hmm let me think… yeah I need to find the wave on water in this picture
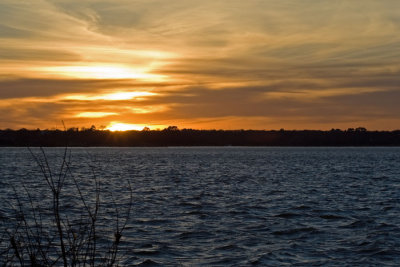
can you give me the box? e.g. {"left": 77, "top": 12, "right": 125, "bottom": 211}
{"left": 1, "top": 147, "right": 400, "bottom": 266}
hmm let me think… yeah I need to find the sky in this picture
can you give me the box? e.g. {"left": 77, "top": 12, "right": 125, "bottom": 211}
{"left": 0, "top": 0, "right": 399, "bottom": 130}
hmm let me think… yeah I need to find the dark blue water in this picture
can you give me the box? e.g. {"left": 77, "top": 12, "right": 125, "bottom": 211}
{"left": 1, "top": 147, "right": 400, "bottom": 266}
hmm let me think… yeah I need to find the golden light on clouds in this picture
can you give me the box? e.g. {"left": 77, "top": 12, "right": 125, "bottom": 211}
{"left": 130, "top": 105, "right": 168, "bottom": 114}
{"left": 1, "top": 0, "right": 400, "bottom": 130}
{"left": 74, "top": 112, "right": 117, "bottom": 118}
{"left": 62, "top": 91, "right": 157, "bottom": 101}
{"left": 38, "top": 65, "right": 167, "bottom": 81}
{"left": 101, "top": 91, "right": 157, "bottom": 101}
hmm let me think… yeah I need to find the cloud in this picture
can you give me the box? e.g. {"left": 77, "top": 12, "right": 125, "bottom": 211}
{"left": 0, "top": 24, "right": 31, "bottom": 38}
{"left": 0, "top": 48, "right": 81, "bottom": 61}
{"left": 0, "top": 0, "right": 400, "bottom": 129}
{"left": 0, "top": 78, "right": 177, "bottom": 99}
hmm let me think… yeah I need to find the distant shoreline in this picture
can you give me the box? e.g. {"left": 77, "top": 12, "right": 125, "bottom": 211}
{"left": 1, "top": 128, "right": 400, "bottom": 147}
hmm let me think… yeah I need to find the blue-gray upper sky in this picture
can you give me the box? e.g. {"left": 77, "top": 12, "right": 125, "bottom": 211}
{"left": 1, "top": 0, "right": 399, "bottom": 130}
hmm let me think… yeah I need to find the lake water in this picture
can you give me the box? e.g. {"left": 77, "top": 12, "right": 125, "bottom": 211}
{"left": 1, "top": 147, "right": 400, "bottom": 266}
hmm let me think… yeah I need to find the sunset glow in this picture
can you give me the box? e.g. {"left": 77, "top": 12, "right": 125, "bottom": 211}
{"left": 74, "top": 112, "right": 117, "bottom": 118}
{"left": 63, "top": 91, "right": 157, "bottom": 101}
{"left": 106, "top": 123, "right": 148, "bottom": 132}
{"left": 38, "top": 65, "right": 166, "bottom": 81}
{"left": 0, "top": 1, "right": 399, "bottom": 130}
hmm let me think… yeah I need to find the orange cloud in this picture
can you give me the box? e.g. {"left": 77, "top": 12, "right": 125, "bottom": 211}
{"left": 1, "top": 0, "right": 400, "bottom": 130}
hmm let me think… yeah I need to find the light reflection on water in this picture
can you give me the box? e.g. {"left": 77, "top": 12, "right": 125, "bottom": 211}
{"left": 1, "top": 147, "right": 400, "bottom": 266}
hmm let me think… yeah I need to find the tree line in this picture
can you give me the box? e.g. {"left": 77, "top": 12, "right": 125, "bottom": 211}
{"left": 1, "top": 127, "right": 400, "bottom": 146}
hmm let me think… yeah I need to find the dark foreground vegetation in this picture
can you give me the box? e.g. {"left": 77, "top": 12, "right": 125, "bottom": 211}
{"left": 1, "top": 147, "right": 132, "bottom": 265}
{"left": 1, "top": 127, "right": 400, "bottom": 146}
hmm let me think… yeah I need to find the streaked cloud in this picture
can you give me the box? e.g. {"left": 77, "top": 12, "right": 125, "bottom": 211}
{"left": 62, "top": 91, "right": 157, "bottom": 101}
{"left": 74, "top": 112, "right": 117, "bottom": 118}
{"left": 0, "top": 0, "right": 399, "bottom": 130}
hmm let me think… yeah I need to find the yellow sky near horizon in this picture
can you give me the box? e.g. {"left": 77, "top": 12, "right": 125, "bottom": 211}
{"left": 1, "top": 0, "right": 400, "bottom": 130}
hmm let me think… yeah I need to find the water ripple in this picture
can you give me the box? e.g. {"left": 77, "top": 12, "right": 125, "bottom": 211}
{"left": 1, "top": 147, "right": 400, "bottom": 266}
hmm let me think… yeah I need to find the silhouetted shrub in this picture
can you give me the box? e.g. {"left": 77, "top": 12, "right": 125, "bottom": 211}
{"left": 1, "top": 147, "right": 132, "bottom": 266}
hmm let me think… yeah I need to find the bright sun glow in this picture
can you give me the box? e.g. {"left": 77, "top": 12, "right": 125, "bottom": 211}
{"left": 38, "top": 65, "right": 166, "bottom": 81}
{"left": 106, "top": 122, "right": 147, "bottom": 131}
{"left": 74, "top": 112, "right": 117, "bottom": 118}
{"left": 103, "top": 91, "right": 156, "bottom": 100}
{"left": 63, "top": 91, "right": 156, "bottom": 101}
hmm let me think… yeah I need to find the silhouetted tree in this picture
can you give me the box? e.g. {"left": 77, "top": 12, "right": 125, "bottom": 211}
{"left": 165, "top": 126, "right": 179, "bottom": 131}
{"left": 1, "top": 128, "right": 400, "bottom": 146}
